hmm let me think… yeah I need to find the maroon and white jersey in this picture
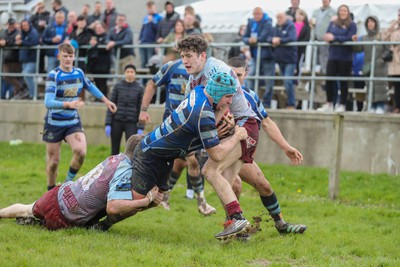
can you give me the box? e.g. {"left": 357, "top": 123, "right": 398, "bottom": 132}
{"left": 186, "top": 57, "right": 258, "bottom": 120}
{"left": 57, "top": 153, "right": 132, "bottom": 226}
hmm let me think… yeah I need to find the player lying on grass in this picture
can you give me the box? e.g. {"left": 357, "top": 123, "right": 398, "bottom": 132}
{"left": 0, "top": 135, "right": 162, "bottom": 231}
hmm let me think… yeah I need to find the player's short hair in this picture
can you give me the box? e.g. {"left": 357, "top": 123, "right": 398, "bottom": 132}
{"left": 177, "top": 34, "right": 208, "bottom": 55}
{"left": 124, "top": 134, "right": 145, "bottom": 160}
{"left": 228, "top": 57, "right": 247, "bottom": 69}
{"left": 58, "top": 43, "right": 75, "bottom": 54}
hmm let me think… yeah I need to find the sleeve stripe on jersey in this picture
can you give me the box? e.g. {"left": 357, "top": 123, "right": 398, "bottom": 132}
{"left": 200, "top": 129, "right": 218, "bottom": 140}
{"left": 154, "top": 127, "right": 162, "bottom": 140}
{"left": 169, "top": 93, "right": 185, "bottom": 101}
{"left": 201, "top": 110, "right": 214, "bottom": 120}
{"left": 164, "top": 120, "right": 174, "bottom": 133}
{"left": 200, "top": 123, "right": 216, "bottom": 132}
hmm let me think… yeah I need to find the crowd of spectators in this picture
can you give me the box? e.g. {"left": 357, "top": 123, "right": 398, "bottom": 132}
{"left": 0, "top": 0, "right": 203, "bottom": 100}
{"left": 0, "top": 0, "right": 399, "bottom": 114}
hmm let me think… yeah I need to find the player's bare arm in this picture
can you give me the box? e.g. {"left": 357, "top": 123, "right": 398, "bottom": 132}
{"left": 101, "top": 97, "right": 117, "bottom": 113}
{"left": 139, "top": 80, "right": 158, "bottom": 124}
{"left": 261, "top": 117, "right": 303, "bottom": 165}
{"left": 106, "top": 186, "right": 162, "bottom": 217}
{"left": 206, "top": 125, "right": 247, "bottom": 162}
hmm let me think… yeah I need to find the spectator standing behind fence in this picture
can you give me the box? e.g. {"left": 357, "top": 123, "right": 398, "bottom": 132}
{"left": 87, "top": 1, "right": 103, "bottom": 27}
{"left": 273, "top": 12, "right": 298, "bottom": 109}
{"left": 50, "top": 0, "right": 68, "bottom": 20}
{"left": 156, "top": 1, "right": 179, "bottom": 44}
{"left": 30, "top": 2, "right": 50, "bottom": 36}
{"left": 0, "top": 18, "right": 26, "bottom": 99}
{"left": 228, "top": 25, "right": 248, "bottom": 61}
{"left": 382, "top": 10, "right": 400, "bottom": 114}
{"left": 42, "top": 11, "right": 68, "bottom": 72}
{"left": 30, "top": 2, "right": 50, "bottom": 74}
{"left": 139, "top": 1, "right": 162, "bottom": 69}
{"left": 183, "top": 14, "right": 202, "bottom": 35}
{"left": 243, "top": 7, "right": 275, "bottom": 108}
{"left": 106, "top": 14, "right": 135, "bottom": 75}
{"left": 162, "top": 20, "right": 186, "bottom": 62}
{"left": 286, "top": 0, "right": 300, "bottom": 21}
{"left": 105, "top": 64, "right": 144, "bottom": 156}
{"left": 16, "top": 20, "right": 39, "bottom": 100}
{"left": 294, "top": 9, "right": 310, "bottom": 76}
{"left": 317, "top": 4, "right": 357, "bottom": 112}
{"left": 353, "top": 16, "right": 388, "bottom": 114}
{"left": 184, "top": 5, "right": 202, "bottom": 26}
{"left": 87, "top": 21, "right": 111, "bottom": 97}
{"left": 310, "top": 0, "right": 336, "bottom": 75}
{"left": 66, "top": 11, "right": 78, "bottom": 36}
{"left": 80, "top": 4, "right": 90, "bottom": 18}
{"left": 103, "top": 0, "right": 118, "bottom": 31}
{"left": 68, "top": 15, "right": 93, "bottom": 71}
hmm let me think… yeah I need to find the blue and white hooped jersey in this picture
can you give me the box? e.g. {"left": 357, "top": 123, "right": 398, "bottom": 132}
{"left": 141, "top": 86, "right": 220, "bottom": 159}
{"left": 186, "top": 57, "right": 258, "bottom": 121}
{"left": 242, "top": 86, "right": 268, "bottom": 121}
{"left": 44, "top": 67, "right": 104, "bottom": 126}
{"left": 152, "top": 59, "right": 189, "bottom": 119}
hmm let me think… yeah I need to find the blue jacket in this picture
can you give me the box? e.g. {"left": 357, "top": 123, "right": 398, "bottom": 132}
{"left": 243, "top": 13, "right": 275, "bottom": 60}
{"left": 273, "top": 19, "right": 297, "bottom": 64}
{"left": 139, "top": 13, "right": 162, "bottom": 43}
{"left": 326, "top": 21, "right": 357, "bottom": 61}
{"left": 41, "top": 21, "right": 67, "bottom": 57}
{"left": 19, "top": 22, "right": 40, "bottom": 63}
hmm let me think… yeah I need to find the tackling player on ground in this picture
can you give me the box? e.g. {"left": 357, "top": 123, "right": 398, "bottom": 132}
{"left": 0, "top": 135, "right": 162, "bottom": 231}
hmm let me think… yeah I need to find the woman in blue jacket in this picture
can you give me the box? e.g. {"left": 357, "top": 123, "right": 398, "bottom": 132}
{"left": 318, "top": 5, "right": 357, "bottom": 112}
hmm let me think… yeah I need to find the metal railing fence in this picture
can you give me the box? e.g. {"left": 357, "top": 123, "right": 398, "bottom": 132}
{"left": 1, "top": 40, "right": 399, "bottom": 111}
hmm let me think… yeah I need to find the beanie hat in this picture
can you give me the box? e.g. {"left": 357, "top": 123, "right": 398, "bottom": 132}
{"left": 205, "top": 72, "right": 237, "bottom": 104}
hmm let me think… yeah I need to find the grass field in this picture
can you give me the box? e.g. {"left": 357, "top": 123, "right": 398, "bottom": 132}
{"left": 0, "top": 142, "right": 399, "bottom": 267}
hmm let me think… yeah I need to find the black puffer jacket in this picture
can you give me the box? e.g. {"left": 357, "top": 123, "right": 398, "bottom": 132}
{"left": 0, "top": 28, "right": 20, "bottom": 63}
{"left": 105, "top": 80, "right": 144, "bottom": 125}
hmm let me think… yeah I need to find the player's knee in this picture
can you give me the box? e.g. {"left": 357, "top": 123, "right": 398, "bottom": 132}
{"left": 106, "top": 202, "right": 119, "bottom": 216}
{"left": 186, "top": 157, "right": 200, "bottom": 170}
{"left": 73, "top": 147, "right": 86, "bottom": 159}
{"left": 201, "top": 164, "right": 215, "bottom": 182}
{"left": 48, "top": 157, "right": 60, "bottom": 169}
{"left": 232, "top": 176, "right": 242, "bottom": 194}
{"left": 256, "top": 180, "right": 273, "bottom": 195}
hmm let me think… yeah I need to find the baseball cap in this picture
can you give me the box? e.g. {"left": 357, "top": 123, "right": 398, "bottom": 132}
{"left": 7, "top": 18, "right": 16, "bottom": 25}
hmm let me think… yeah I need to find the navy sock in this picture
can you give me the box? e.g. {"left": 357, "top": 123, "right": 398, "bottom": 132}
{"left": 260, "top": 192, "right": 283, "bottom": 222}
{"left": 47, "top": 184, "right": 56, "bottom": 191}
{"left": 65, "top": 166, "right": 78, "bottom": 182}
{"left": 187, "top": 174, "right": 203, "bottom": 193}
{"left": 168, "top": 171, "right": 180, "bottom": 190}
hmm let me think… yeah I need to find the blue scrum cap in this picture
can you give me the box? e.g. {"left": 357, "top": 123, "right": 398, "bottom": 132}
{"left": 205, "top": 72, "right": 237, "bottom": 104}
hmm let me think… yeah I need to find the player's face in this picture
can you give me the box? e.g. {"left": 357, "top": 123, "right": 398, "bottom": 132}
{"left": 230, "top": 66, "right": 247, "bottom": 86}
{"left": 216, "top": 94, "right": 234, "bottom": 110}
{"left": 180, "top": 51, "right": 207, "bottom": 75}
{"left": 58, "top": 51, "right": 75, "bottom": 70}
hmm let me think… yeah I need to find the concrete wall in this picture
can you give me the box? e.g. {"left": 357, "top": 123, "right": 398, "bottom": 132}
{"left": 1, "top": 101, "right": 400, "bottom": 175}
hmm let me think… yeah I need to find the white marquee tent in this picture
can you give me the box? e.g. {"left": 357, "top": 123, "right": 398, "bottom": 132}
{"left": 176, "top": 0, "right": 400, "bottom": 34}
